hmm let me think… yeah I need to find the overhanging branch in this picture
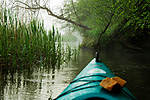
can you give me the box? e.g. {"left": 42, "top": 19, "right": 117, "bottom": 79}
{"left": 14, "top": 1, "right": 92, "bottom": 30}
{"left": 41, "top": 6, "right": 91, "bottom": 30}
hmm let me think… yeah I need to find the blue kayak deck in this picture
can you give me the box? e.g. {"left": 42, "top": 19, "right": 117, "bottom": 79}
{"left": 55, "top": 58, "right": 136, "bottom": 100}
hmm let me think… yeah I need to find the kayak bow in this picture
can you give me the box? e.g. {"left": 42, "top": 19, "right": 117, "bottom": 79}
{"left": 54, "top": 53, "right": 136, "bottom": 100}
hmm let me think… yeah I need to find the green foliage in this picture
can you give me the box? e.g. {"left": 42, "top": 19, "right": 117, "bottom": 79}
{"left": 64, "top": 0, "right": 116, "bottom": 46}
{"left": 118, "top": 0, "right": 150, "bottom": 29}
{"left": 64, "top": 0, "right": 150, "bottom": 48}
{"left": 114, "top": 0, "right": 150, "bottom": 37}
{"left": 76, "top": 0, "right": 113, "bottom": 28}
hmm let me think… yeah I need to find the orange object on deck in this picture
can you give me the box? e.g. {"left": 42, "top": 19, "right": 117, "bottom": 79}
{"left": 112, "top": 76, "right": 127, "bottom": 87}
{"left": 100, "top": 77, "right": 117, "bottom": 91}
{"left": 100, "top": 76, "right": 127, "bottom": 92}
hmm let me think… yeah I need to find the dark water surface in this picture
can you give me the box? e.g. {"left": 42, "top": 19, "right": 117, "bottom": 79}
{"left": 0, "top": 48, "right": 150, "bottom": 100}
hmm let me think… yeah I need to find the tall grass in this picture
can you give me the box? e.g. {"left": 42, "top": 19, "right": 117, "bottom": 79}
{"left": 0, "top": 8, "right": 80, "bottom": 70}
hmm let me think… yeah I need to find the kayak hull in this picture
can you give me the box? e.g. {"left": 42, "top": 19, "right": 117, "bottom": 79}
{"left": 55, "top": 58, "right": 136, "bottom": 100}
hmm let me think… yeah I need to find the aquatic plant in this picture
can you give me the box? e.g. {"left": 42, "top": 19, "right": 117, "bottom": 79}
{"left": 0, "top": 8, "right": 80, "bottom": 70}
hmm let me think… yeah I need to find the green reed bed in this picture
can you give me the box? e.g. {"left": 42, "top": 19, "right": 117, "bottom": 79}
{"left": 0, "top": 9, "right": 80, "bottom": 70}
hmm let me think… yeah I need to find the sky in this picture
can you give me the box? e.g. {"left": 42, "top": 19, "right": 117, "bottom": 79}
{"left": 39, "top": 0, "right": 66, "bottom": 33}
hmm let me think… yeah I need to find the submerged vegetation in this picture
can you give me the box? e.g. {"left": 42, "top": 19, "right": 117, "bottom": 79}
{"left": 0, "top": 8, "right": 80, "bottom": 71}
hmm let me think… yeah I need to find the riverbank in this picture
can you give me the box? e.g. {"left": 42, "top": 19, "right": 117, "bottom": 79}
{"left": 80, "top": 35, "right": 150, "bottom": 53}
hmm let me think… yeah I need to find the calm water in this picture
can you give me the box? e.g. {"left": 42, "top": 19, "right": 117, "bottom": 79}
{"left": 0, "top": 48, "right": 150, "bottom": 100}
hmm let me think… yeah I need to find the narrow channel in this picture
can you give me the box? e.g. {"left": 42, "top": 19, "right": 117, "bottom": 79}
{"left": 0, "top": 47, "right": 150, "bottom": 100}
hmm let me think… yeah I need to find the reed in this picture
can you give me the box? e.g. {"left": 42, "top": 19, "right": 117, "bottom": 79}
{"left": 0, "top": 8, "right": 80, "bottom": 70}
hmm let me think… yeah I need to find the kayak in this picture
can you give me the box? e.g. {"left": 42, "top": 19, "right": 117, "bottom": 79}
{"left": 54, "top": 53, "right": 136, "bottom": 100}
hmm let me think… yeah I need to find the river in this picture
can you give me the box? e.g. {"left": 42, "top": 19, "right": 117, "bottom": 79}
{"left": 0, "top": 48, "right": 150, "bottom": 100}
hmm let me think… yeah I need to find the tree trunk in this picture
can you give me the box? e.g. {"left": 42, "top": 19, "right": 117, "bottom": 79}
{"left": 96, "top": 21, "right": 111, "bottom": 46}
{"left": 95, "top": 13, "right": 114, "bottom": 48}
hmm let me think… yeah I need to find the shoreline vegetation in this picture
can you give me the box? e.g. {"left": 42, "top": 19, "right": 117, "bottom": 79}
{"left": 62, "top": 0, "right": 150, "bottom": 51}
{"left": 0, "top": 8, "right": 80, "bottom": 71}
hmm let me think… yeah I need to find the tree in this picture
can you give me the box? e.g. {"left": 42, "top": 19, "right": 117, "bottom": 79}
{"left": 67, "top": 0, "right": 116, "bottom": 47}
{"left": 71, "top": 0, "right": 150, "bottom": 48}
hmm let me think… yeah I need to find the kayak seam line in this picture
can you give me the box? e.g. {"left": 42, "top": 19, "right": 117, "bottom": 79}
{"left": 70, "top": 75, "right": 107, "bottom": 84}
{"left": 54, "top": 81, "right": 101, "bottom": 100}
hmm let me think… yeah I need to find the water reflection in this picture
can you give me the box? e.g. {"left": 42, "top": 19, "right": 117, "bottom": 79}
{"left": 98, "top": 49, "right": 150, "bottom": 100}
{"left": 0, "top": 61, "right": 81, "bottom": 100}
{"left": 0, "top": 49, "right": 150, "bottom": 100}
